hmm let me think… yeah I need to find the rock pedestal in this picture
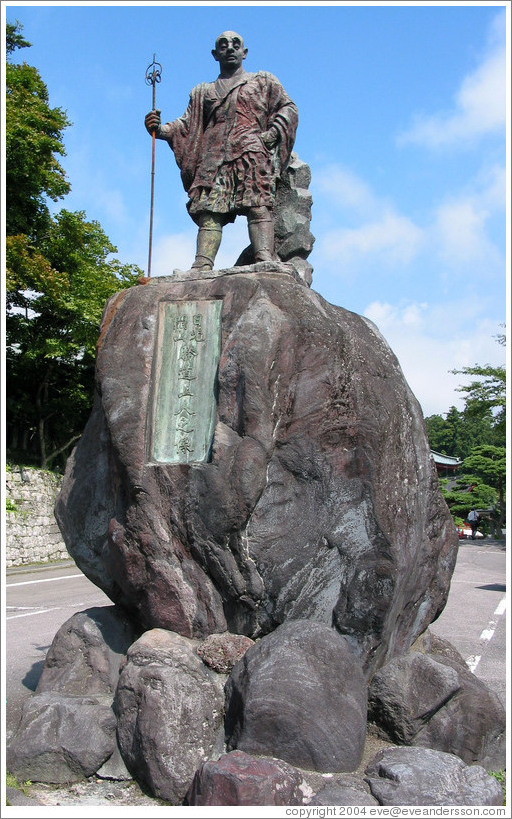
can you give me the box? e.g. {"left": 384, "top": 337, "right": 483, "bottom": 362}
{"left": 55, "top": 265, "right": 458, "bottom": 676}
{"left": 6, "top": 21, "right": 508, "bottom": 783}
{"left": 11, "top": 261, "right": 501, "bottom": 807}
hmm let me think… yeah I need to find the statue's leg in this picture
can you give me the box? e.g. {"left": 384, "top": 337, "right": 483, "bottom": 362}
{"left": 191, "top": 212, "right": 224, "bottom": 271}
{"left": 247, "top": 206, "right": 275, "bottom": 262}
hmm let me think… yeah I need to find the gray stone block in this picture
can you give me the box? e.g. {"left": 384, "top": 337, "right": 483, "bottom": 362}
{"left": 365, "top": 747, "right": 504, "bottom": 806}
{"left": 7, "top": 692, "right": 117, "bottom": 784}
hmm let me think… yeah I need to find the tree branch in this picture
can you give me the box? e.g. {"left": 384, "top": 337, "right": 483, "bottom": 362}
{"left": 44, "top": 433, "right": 82, "bottom": 467}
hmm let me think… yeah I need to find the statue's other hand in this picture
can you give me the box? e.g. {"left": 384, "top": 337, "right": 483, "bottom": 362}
{"left": 145, "top": 109, "right": 161, "bottom": 134}
{"left": 261, "top": 128, "right": 278, "bottom": 149}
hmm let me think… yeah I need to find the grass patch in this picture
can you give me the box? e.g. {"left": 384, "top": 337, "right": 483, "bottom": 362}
{"left": 489, "top": 770, "right": 506, "bottom": 804}
{"left": 6, "top": 772, "right": 32, "bottom": 795}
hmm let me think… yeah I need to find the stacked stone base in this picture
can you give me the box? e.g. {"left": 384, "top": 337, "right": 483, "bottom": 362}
{"left": 7, "top": 608, "right": 505, "bottom": 807}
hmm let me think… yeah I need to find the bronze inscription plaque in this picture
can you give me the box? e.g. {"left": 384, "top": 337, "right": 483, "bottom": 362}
{"left": 149, "top": 299, "right": 222, "bottom": 464}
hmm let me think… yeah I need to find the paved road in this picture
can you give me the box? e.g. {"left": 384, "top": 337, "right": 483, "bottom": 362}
{"left": 4, "top": 538, "right": 507, "bottom": 743}
{"left": 429, "top": 537, "right": 507, "bottom": 707}
{"left": 5, "top": 561, "right": 111, "bottom": 742}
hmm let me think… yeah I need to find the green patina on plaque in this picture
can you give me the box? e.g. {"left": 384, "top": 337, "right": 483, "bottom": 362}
{"left": 150, "top": 299, "right": 222, "bottom": 464}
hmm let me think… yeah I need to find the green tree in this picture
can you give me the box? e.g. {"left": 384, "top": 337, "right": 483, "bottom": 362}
{"left": 6, "top": 19, "right": 31, "bottom": 54}
{"left": 5, "top": 22, "right": 142, "bottom": 469}
{"left": 425, "top": 405, "right": 495, "bottom": 460}
{"left": 440, "top": 479, "right": 497, "bottom": 528}
{"left": 6, "top": 212, "right": 140, "bottom": 469}
{"left": 6, "top": 21, "right": 70, "bottom": 239}
{"left": 452, "top": 330, "right": 506, "bottom": 448}
{"left": 425, "top": 331, "right": 506, "bottom": 536}
{"left": 463, "top": 445, "right": 506, "bottom": 536}
{"left": 424, "top": 413, "right": 446, "bottom": 453}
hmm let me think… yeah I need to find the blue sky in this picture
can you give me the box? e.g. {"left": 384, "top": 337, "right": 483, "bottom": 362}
{"left": 3, "top": 1, "right": 509, "bottom": 418}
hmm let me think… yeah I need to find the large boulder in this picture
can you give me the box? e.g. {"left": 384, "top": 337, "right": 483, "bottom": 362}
{"left": 368, "top": 644, "right": 506, "bottom": 769}
{"left": 8, "top": 607, "right": 138, "bottom": 784}
{"left": 115, "top": 629, "right": 225, "bottom": 804}
{"left": 55, "top": 267, "right": 458, "bottom": 675}
{"left": 365, "top": 747, "right": 504, "bottom": 806}
{"left": 6, "top": 692, "right": 117, "bottom": 784}
{"left": 36, "top": 606, "right": 138, "bottom": 697}
{"left": 225, "top": 620, "right": 367, "bottom": 772}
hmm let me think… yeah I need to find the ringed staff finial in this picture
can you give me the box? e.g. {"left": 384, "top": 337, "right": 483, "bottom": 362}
{"left": 145, "top": 53, "right": 162, "bottom": 109}
{"left": 145, "top": 54, "right": 162, "bottom": 277}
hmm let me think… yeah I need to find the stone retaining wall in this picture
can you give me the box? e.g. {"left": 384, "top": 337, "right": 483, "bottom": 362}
{"left": 5, "top": 466, "right": 69, "bottom": 566}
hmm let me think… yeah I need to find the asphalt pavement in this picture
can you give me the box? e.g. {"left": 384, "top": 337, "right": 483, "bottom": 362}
{"left": 4, "top": 559, "right": 112, "bottom": 743}
{"left": 429, "top": 536, "right": 507, "bottom": 707}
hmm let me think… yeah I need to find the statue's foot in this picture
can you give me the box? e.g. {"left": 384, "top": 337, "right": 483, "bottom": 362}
{"left": 191, "top": 265, "right": 213, "bottom": 273}
{"left": 191, "top": 254, "right": 214, "bottom": 272}
{"left": 253, "top": 251, "right": 276, "bottom": 263}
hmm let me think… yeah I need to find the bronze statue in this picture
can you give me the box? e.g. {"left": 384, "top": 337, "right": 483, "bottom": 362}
{"left": 145, "top": 31, "right": 298, "bottom": 271}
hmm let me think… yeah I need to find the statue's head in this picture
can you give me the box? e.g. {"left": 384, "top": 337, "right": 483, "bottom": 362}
{"left": 212, "top": 31, "right": 248, "bottom": 70}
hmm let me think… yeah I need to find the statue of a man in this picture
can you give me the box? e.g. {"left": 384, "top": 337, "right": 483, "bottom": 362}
{"left": 145, "top": 31, "right": 298, "bottom": 271}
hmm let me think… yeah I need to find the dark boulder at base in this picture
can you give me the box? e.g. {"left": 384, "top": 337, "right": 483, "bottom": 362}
{"left": 310, "top": 775, "right": 378, "bottom": 806}
{"left": 185, "top": 750, "right": 307, "bottom": 806}
{"left": 225, "top": 620, "right": 367, "bottom": 772}
{"left": 364, "top": 746, "right": 504, "bottom": 806}
{"left": 368, "top": 635, "right": 506, "bottom": 770}
{"left": 115, "top": 628, "right": 225, "bottom": 804}
{"left": 7, "top": 692, "right": 117, "bottom": 784}
{"left": 55, "top": 268, "right": 458, "bottom": 675}
{"left": 36, "top": 606, "right": 138, "bottom": 697}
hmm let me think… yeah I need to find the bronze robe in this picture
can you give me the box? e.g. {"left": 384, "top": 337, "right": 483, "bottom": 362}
{"left": 158, "top": 71, "right": 298, "bottom": 223}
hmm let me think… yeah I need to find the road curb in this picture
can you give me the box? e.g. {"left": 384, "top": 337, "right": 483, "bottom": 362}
{"left": 6, "top": 559, "right": 77, "bottom": 577}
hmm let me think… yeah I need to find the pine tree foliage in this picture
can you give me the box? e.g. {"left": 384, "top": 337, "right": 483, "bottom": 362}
{"left": 424, "top": 330, "right": 507, "bottom": 535}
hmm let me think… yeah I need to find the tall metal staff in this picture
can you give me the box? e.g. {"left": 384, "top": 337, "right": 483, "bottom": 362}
{"left": 145, "top": 54, "right": 162, "bottom": 277}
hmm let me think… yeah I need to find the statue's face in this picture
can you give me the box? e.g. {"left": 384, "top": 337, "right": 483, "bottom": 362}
{"left": 212, "top": 31, "right": 247, "bottom": 70}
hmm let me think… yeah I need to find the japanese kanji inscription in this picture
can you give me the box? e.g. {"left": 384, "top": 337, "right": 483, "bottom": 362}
{"left": 149, "top": 299, "right": 222, "bottom": 463}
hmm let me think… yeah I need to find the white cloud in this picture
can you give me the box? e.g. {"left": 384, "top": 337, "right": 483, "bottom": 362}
{"left": 314, "top": 166, "right": 424, "bottom": 274}
{"left": 215, "top": 219, "right": 251, "bottom": 269}
{"left": 151, "top": 232, "right": 196, "bottom": 276}
{"left": 315, "top": 166, "right": 380, "bottom": 217}
{"left": 433, "top": 198, "right": 496, "bottom": 269}
{"left": 474, "top": 163, "right": 507, "bottom": 211}
{"left": 313, "top": 154, "right": 505, "bottom": 284}
{"left": 147, "top": 218, "right": 250, "bottom": 276}
{"left": 319, "top": 210, "right": 424, "bottom": 270}
{"left": 430, "top": 163, "right": 505, "bottom": 273}
{"left": 364, "top": 299, "right": 505, "bottom": 417}
{"left": 398, "top": 15, "right": 506, "bottom": 148}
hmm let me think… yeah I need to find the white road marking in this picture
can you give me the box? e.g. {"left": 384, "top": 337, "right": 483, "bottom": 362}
{"left": 466, "top": 655, "right": 482, "bottom": 673}
{"left": 466, "top": 596, "right": 506, "bottom": 673}
{"left": 480, "top": 626, "right": 496, "bottom": 642}
{"left": 7, "top": 607, "right": 61, "bottom": 620}
{"left": 494, "top": 597, "right": 506, "bottom": 616}
{"left": 6, "top": 573, "right": 83, "bottom": 588}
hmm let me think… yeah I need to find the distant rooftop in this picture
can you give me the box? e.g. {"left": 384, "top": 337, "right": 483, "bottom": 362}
{"left": 431, "top": 450, "right": 463, "bottom": 468}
